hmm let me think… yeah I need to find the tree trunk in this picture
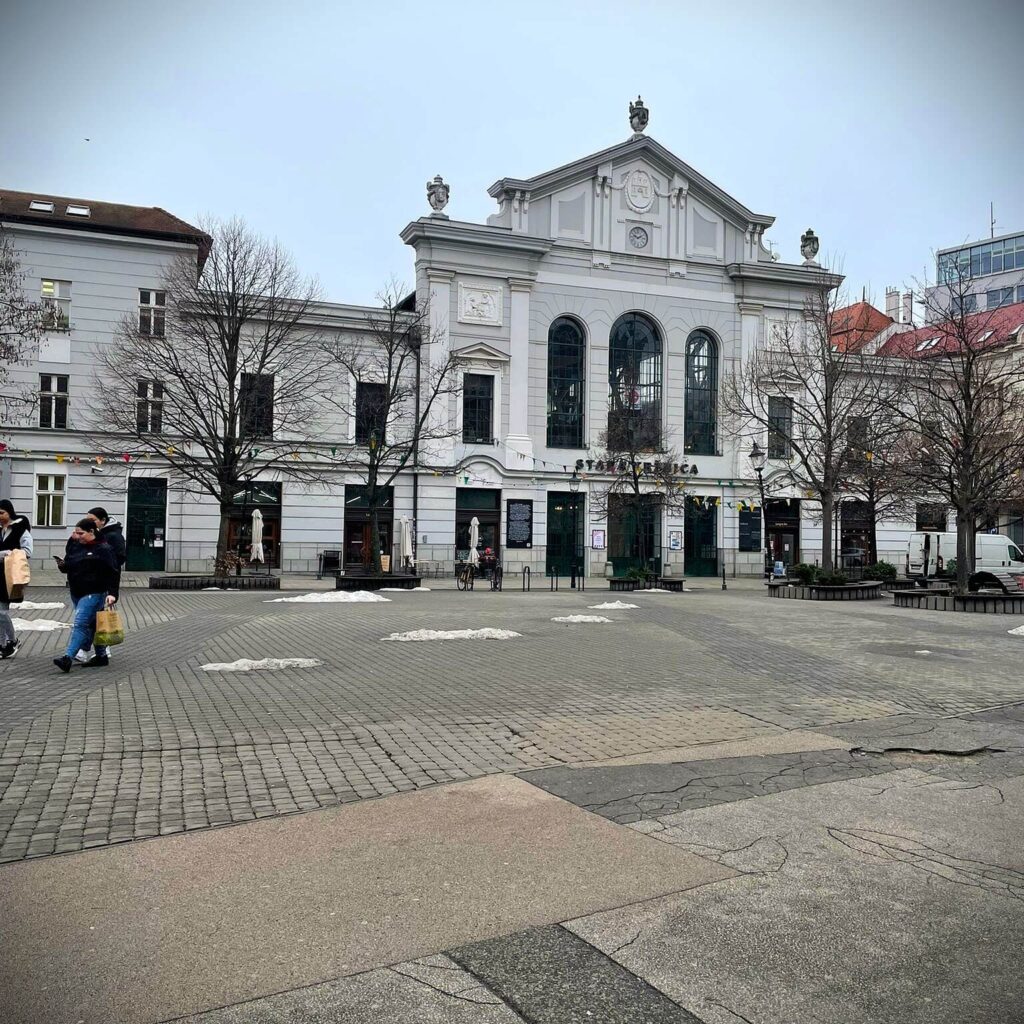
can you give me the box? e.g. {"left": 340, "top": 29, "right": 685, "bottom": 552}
{"left": 216, "top": 500, "right": 233, "bottom": 576}
{"left": 867, "top": 503, "right": 878, "bottom": 566}
{"left": 820, "top": 492, "right": 834, "bottom": 571}
{"left": 369, "top": 504, "right": 382, "bottom": 576}
{"left": 955, "top": 511, "right": 975, "bottom": 594}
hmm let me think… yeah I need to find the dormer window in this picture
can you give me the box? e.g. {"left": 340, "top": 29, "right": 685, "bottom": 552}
{"left": 29, "top": 200, "right": 55, "bottom": 213}
{"left": 65, "top": 204, "right": 90, "bottom": 217}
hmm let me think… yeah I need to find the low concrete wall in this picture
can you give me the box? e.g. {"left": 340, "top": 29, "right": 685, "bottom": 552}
{"left": 892, "top": 591, "right": 1024, "bottom": 614}
{"left": 767, "top": 582, "right": 883, "bottom": 601}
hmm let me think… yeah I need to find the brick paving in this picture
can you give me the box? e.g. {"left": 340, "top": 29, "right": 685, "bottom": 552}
{"left": 1, "top": 581, "right": 1022, "bottom": 863}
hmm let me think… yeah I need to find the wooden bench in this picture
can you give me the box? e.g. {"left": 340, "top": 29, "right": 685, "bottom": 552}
{"left": 656, "top": 577, "right": 685, "bottom": 592}
{"left": 335, "top": 574, "right": 421, "bottom": 591}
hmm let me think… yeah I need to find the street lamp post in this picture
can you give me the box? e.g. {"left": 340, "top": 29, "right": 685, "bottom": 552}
{"left": 748, "top": 442, "right": 768, "bottom": 578}
{"left": 569, "top": 470, "right": 581, "bottom": 589}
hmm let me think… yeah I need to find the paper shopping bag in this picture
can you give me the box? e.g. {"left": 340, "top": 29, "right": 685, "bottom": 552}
{"left": 94, "top": 609, "right": 125, "bottom": 647}
{"left": 4, "top": 549, "right": 31, "bottom": 602}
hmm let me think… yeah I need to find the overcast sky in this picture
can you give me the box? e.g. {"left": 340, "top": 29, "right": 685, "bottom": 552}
{"left": 2, "top": 0, "right": 1022, "bottom": 307}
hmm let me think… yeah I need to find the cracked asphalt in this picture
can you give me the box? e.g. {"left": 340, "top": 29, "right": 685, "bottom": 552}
{"left": 1, "top": 578, "right": 1023, "bottom": 1022}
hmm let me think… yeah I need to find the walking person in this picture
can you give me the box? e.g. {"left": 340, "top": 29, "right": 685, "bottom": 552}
{"left": 69, "top": 507, "right": 126, "bottom": 664}
{"left": 0, "top": 499, "right": 33, "bottom": 659}
{"left": 53, "top": 519, "right": 119, "bottom": 672}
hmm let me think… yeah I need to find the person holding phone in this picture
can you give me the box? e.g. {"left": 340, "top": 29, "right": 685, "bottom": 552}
{"left": 0, "top": 499, "right": 33, "bottom": 659}
{"left": 53, "top": 518, "right": 119, "bottom": 672}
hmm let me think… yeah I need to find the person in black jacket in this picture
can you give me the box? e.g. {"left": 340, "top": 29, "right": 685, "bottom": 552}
{"left": 54, "top": 519, "right": 119, "bottom": 673}
{"left": 68, "top": 507, "right": 126, "bottom": 664}
{"left": 0, "top": 499, "right": 34, "bottom": 659}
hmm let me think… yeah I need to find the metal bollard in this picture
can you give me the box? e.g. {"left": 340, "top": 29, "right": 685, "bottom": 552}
{"left": 522, "top": 566, "right": 531, "bottom": 592}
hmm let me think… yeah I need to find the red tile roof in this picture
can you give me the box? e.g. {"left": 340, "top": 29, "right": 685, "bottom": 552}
{"left": 0, "top": 187, "right": 211, "bottom": 267}
{"left": 875, "top": 301, "right": 1024, "bottom": 358}
{"left": 830, "top": 301, "right": 894, "bottom": 352}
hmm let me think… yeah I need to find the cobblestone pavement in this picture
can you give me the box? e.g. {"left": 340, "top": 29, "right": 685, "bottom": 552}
{"left": 1, "top": 580, "right": 1023, "bottom": 864}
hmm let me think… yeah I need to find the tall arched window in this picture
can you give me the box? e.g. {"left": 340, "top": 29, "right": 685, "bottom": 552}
{"left": 546, "top": 317, "right": 586, "bottom": 448}
{"left": 607, "top": 313, "right": 662, "bottom": 450}
{"left": 684, "top": 329, "right": 718, "bottom": 455}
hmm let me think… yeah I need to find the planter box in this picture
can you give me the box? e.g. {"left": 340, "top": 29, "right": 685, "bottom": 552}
{"left": 149, "top": 574, "right": 280, "bottom": 591}
{"left": 880, "top": 579, "right": 917, "bottom": 592}
{"left": 654, "top": 577, "right": 686, "bottom": 592}
{"left": 893, "top": 590, "right": 1024, "bottom": 614}
{"left": 766, "top": 581, "right": 883, "bottom": 601}
{"left": 336, "top": 575, "right": 420, "bottom": 591}
{"left": 608, "top": 578, "right": 639, "bottom": 592}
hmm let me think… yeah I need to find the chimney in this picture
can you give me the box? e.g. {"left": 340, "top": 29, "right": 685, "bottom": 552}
{"left": 902, "top": 291, "right": 913, "bottom": 325}
{"left": 885, "top": 287, "right": 899, "bottom": 321}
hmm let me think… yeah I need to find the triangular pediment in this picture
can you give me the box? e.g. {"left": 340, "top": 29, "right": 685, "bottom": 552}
{"left": 488, "top": 134, "right": 773, "bottom": 230}
{"left": 453, "top": 341, "right": 509, "bottom": 363}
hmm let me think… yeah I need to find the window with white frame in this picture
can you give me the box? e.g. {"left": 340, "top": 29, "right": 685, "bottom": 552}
{"left": 138, "top": 289, "right": 166, "bottom": 337}
{"left": 39, "top": 374, "right": 69, "bottom": 429}
{"left": 40, "top": 279, "right": 71, "bottom": 331}
{"left": 35, "top": 474, "right": 65, "bottom": 527}
{"left": 136, "top": 379, "right": 164, "bottom": 432}
{"left": 462, "top": 373, "right": 495, "bottom": 443}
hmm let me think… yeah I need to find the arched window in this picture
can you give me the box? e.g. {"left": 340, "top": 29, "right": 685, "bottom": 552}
{"left": 684, "top": 329, "right": 718, "bottom": 455}
{"left": 546, "top": 317, "right": 586, "bottom": 448}
{"left": 608, "top": 313, "right": 662, "bottom": 450}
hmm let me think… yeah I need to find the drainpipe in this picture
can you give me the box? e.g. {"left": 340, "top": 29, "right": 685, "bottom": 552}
{"left": 412, "top": 332, "right": 421, "bottom": 563}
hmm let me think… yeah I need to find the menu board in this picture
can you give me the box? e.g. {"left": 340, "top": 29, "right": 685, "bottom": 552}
{"left": 506, "top": 499, "right": 533, "bottom": 548}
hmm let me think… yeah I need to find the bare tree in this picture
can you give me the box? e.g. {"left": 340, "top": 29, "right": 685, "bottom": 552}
{"left": 722, "top": 268, "right": 886, "bottom": 571}
{"left": 321, "top": 282, "right": 462, "bottom": 575}
{"left": 0, "top": 227, "right": 44, "bottom": 425}
{"left": 586, "top": 398, "right": 691, "bottom": 573}
{"left": 890, "top": 263, "right": 1024, "bottom": 592}
{"left": 93, "top": 217, "right": 332, "bottom": 571}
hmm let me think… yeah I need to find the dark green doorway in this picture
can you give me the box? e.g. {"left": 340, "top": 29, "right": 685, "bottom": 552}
{"left": 684, "top": 496, "right": 718, "bottom": 576}
{"left": 126, "top": 477, "right": 167, "bottom": 571}
{"left": 546, "top": 491, "right": 583, "bottom": 577}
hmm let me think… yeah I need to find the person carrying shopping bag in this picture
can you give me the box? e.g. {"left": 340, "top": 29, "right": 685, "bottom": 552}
{"left": 53, "top": 518, "right": 119, "bottom": 672}
{"left": 0, "top": 499, "right": 34, "bottom": 660}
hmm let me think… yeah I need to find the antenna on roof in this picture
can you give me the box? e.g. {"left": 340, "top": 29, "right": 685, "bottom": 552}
{"left": 990, "top": 201, "right": 996, "bottom": 239}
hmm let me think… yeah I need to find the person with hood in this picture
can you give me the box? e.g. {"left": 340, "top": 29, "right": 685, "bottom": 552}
{"left": 0, "top": 499, "right": 33, "bottom": 659}
{"left": 54, "top": 518, "right": 119, "bottom": 672}
{"left": 66, "top": 506, "right": 126, "bottom": 664}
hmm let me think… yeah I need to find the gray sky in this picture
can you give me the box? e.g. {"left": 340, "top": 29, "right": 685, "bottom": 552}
{"left": 2, "top": 0, "right": 1022, "bottom": 307}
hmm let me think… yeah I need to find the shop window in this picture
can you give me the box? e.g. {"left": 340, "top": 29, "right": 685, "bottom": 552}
{"left": 916, "top": 504, "right": 947, "bottom": 531}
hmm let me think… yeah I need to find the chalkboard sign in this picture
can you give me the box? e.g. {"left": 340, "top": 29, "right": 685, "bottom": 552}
{"left": 738, "top": 509, "right": 762, "bottom": 552}
{"left": 506, "top": 499, "right": 533, "bottom": 548}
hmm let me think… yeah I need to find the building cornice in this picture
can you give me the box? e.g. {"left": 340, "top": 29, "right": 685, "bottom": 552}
{"left": 726, "top": 262, "right": 844, "bottom": 289}
{"left": 400, "top": 217, "right": 553, "bottom": 257}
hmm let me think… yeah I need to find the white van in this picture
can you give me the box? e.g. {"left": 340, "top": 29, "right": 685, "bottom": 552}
{"left": 907, "top": 532, "right": 1024, "bottom": 580}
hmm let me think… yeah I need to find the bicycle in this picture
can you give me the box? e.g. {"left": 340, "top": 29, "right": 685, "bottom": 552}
{"left": 456, "top": 562, "right": 475, "bottom": 591}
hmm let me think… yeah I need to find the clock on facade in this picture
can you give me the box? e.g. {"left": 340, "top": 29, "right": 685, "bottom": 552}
{"left": 628, "top": 226, "right": 649, "bottom": 249}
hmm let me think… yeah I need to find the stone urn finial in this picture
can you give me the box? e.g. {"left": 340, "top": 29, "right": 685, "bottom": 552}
{"left": 426, "top": 174, "right": 450, "bottom": 217}
{"left": 800, "top": 228, "right": 820, "bottom": 265}
{"left": 629, "top": 95, "right": 649, "bottom": 136}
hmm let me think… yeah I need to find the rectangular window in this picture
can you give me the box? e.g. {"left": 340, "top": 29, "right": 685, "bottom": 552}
{"left": 846, "top": 415, "right": 869, "bottom": 456}
{"left": 355, "top": 381, "right": 387, "bottom": 446}
{"left": 462, "top": 373, "right": 494, "bottom": 444}
{"left": 986, "top": 287, "right": 1014, "bottom": 309}
{"left": 40, "top": 279, "right": 71, "bottom": 331}
{"left": 35, "top": 474, "right": 65, "bottom": 527}
{"left": 767, "top": 397, "right": 793, "bottom": 459}
{"left": 38, "top": 374, "right": 69, "bottom": 429}
{"left": 916, "top": 503, "right": 947, "bottom": 532}
{"left": 138, "top": 289, "right": 166, "bottom": 337}
{"left": 953, "top": 294, "right": 977, "bottom": 314}
{"left": 136, "top": 379, "right": 164, "bottom": 432}
{"left": 1017, "top": 286, "right": 1024, "bottom": 305}
{"left": 239, "top": 373, "right": 274, "bottom": 439}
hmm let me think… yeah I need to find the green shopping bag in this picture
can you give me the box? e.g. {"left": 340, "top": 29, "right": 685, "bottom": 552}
{"left": 94, "top": 609, "right": 125, "bottom": 647}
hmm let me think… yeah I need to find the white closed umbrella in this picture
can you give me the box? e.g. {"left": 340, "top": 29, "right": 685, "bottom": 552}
{"left": 469, "top": 516, "right": 480, "bottom": 557}
{"left": 399, "top": 515, "right": 413, "bottom": 567}
{"left": 250, "top": 508, "right": 265, "bottom": 565}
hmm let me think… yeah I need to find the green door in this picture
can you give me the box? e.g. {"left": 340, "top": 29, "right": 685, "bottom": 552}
{"left": 126, "top": 478, "right": 167, "bottom": 571}
{"left": 684, "top": 497, "right": 718, "bottom": 576}
{"left": 546, "top": 492, "right": 583, "bottom": 576}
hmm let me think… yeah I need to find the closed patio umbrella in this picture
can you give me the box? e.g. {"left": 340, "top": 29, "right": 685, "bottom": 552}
{"left": 399, "top": 515, "right": 413, "bottom": 568}
{"left": 469, "top": 516, "right": 480, "bottom": 557}
{"left": 250, "top": 508, "right": 265, "bottom": 567}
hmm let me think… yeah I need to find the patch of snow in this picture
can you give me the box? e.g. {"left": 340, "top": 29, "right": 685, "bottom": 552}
{"left": 589, "top": 601, "right": 638, "bottom": 610}
{"left": 201, "top": 657, "right": 322, "bottom": 672}
{"left": 552, "top": 614, "right": 613, "bottom": 623}
{"left": 383, "top": 628, "right": 520, "bottom": 642}
{"left": 266, "top": 591, "right": 391, "bottom": 603}
{"left": 202, "top": 587, "right": 222, "bottom": 591}
{"left": 914, "top": 650, "right": 932, "bottom": 655}
{"left": 379, "top": 587, "right": 431, "bottom": 592}
{"left": 11, "top": 618, "right": 70, "bottom": 632}
{"left": 637, "top": 588, "right": 672, "bottom": 593}
{"left": 1007, "top": 625, "right": 1024, "bottom": 637}
{"left": 10, "top": 601, "right": 65, "bottom": 610}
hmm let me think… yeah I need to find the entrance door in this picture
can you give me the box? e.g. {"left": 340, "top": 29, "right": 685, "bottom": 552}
{"left": 343, "top": 520, "right": 393, "bottom": 570}
{"left": 684, "top": 497, "right": 718, "bottom": 576}
{"left": 227, "top": 515, "right": 281, "bottom": 569}
{"left": 546, "top": 492, "right": 583, "bottom": 576}
{"left": 765, "top": 499, "right": 801, "bottom": 568}
{"left": 126, "top": 478, "right": 167, "bottom": 571}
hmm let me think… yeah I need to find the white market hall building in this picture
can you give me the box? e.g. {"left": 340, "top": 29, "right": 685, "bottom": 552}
{"left": 2, "top": 108, "right": 876, "bottom": 577}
